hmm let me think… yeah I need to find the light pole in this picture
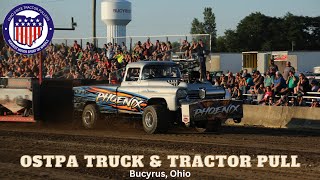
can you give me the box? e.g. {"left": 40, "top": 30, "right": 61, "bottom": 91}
{"left": 93, "top": 0, "right": 97, "bottom": 47}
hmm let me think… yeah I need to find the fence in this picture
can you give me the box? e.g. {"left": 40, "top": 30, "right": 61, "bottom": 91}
{"left": 51, "top": 34, "right": 211, "bottom": 52}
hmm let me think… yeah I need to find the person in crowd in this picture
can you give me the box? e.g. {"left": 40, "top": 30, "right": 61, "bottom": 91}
{"left": 258, "top": 86, "right": 273, "bottom": 105}
{"left": 274, "top": 95, "right": 288, "bottom": 106}
{"left": 311, "top": 99, "right": 319, "bottom": 108}
{"left": 310, "top": 80, "right": 319, "bottom": 92}
{"left": 294, "top": 73, "right": 311, "bottom": 94}
{"left": 266, "top": 96, "right": 275, "bottom": 106}
{"left": 73, "top": 40, "right": 80, "bottom": 52}
{"left": 252, "top": 71, "right": 264, "bottom": 93}
{"left": 295, "top": 93, "right": 307, "bottom": 106}
{"left": 180, "top": 40, "right": 190, "bottom": 58}
{"left": 264, "top": 71, "right": 274, "bottom": 88}
{"left": 283, "top": 61, "right": 295, "bottom": 80}
{"left": 269, "top": 58, "right": 278, "bottom": 76}
{"left": 194, "top": 39, "right": 207, "bottom": 81}
{"left": 227, "top": 72, "right": 235, "bottom": 87}
{"left": 235, "top": 72, "right": 241, "bottom": 86}
{"left": 242, "top": 69, "right": 248, "bottom": 78}
{"left": 255, "top": 83, "right": 265, "bottom": 95}
{"left": 231, "top": 85, "right": 242, "bottom": 100}
{"left": 121, "top": 42, "right": 127, "bottom": 53}
{"left": 220, "top": 74, "right": 227, "bottom": 86}
{"left": 189, "top": 40, "right": 197, "bottom": 59}
{"left": 272, "top": 71, "right": 286, "bottom": 95}
{"left": 281, "top": 70, "right": 298, "bottom": 95}
{"left": 206, "top": 71, "right": 212, "bottom": 83}
{"left": 239, "top": 76, "right": 247, "bottom": 94}
{"left": 245, "top": 74, "right": 254, "bottom": 93}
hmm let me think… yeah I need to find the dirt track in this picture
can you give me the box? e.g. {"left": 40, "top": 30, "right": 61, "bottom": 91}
{"left": 0, "top": 121, "right": 319, "bottom": 180}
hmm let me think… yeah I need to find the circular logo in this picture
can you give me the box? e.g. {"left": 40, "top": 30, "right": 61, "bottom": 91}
{"left": 2, "top": 3, "right": 54, "bottom": 55}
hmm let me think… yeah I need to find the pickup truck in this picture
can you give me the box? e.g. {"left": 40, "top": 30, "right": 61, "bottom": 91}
{"left": 73, "top": 61, "right": 243, "bottom": 134}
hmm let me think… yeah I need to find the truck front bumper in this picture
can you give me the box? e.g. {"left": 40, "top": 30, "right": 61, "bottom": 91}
{"left": 180, "top": 99, "right": 243, "bottom": 126}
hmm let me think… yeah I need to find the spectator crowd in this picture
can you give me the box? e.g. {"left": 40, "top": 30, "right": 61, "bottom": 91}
{"left": 0, "top": 38, "right": 319, "bottom": 107}
{"left": 207, "top": 60, "right": 320, "bottom": 107}
{"left": 0, "top": 38, "right": 175, "bottom": 81}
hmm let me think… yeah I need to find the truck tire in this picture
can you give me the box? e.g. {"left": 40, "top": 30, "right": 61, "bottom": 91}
{"left": 82, "top": 104, "right": 100, "bottom": 129}
{"left": 142, "top": 105, "right": 168, "bottom": 134}
{"left": 195, "top": 118, "right": 222, "bottom": 133}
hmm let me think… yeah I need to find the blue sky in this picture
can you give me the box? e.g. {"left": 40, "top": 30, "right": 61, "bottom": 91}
{"left": 1, "top": 0, "right": 319, "bottom": 39}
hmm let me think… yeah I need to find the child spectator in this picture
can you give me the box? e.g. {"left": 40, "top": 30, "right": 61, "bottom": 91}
{"left": 259, "top": 86, "right": 273, "bottom": 104}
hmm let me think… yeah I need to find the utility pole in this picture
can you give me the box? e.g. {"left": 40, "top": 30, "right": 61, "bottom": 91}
{"left": 93, "top": 0, "right": 97, "bottom": 47}
{"left": 291, "top": 41, "right": 295, "bottom": 52}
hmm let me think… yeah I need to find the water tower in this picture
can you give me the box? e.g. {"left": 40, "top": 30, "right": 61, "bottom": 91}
{"left": 101, "top": 0, "right": 132, "bottom": 45}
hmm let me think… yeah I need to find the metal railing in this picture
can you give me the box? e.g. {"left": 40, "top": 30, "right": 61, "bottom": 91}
{"left": 51, "top": 34, "right": 211, "bottom": 52}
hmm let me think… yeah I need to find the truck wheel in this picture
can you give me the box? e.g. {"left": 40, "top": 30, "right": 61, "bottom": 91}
{"left": 195, "top": 118, "right": 222, "bottom": 133}
{"left": 82, "top": 104, "right": 100, "bottom": 129}
{"left": 142, "top": 105, "right": 168, "bottom": 134}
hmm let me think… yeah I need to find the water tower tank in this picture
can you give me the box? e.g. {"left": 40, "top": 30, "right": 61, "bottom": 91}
{"left": 101, "top": 0, "right": 132, "bottom": 45}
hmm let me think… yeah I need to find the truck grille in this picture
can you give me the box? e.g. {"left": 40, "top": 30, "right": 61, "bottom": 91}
{"left": 187, "top": 90, "right": 224, "bottom": 99}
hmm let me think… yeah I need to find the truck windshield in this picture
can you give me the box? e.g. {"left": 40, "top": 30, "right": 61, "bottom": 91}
{"left": 141, "top": 65, "right": 181, "bottom": 80}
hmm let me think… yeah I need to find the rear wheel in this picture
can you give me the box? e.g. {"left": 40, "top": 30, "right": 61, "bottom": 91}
{"left": 142, "top": 105, "right": 169, "bottom": 134}
{"left": 82, "top": 104, "right": 100, "bottom": 129}
{"left": 195, "top": 118, "right": 222, "bottom": 133}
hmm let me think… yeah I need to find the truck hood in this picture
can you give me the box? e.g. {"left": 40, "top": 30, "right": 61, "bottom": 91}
{"left": 142, "top": 79, "right": 188, "bottom": 88}
{"left": 142, "top": 79, "right": 223, "bottom": 91}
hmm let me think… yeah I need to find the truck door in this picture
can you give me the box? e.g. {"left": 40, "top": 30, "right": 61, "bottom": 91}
{"left": 116, "top": 68, "right": 143, "bottom": 113}
{"left": 118, "top": 67, "right": 141, "bottom": 93}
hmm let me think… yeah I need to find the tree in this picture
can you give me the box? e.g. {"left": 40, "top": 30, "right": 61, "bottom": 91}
{"left": 236, "top": 12, "right": 272, "bottom": 51}
{"left": 216, "top": 36, "right": 227, "bottom": 52}
{"left": 190, "top": 7, "right": 217, "bottom": 52}
{"left": 224, "top": 30, "right": 240, "bottom": 52}
{"left": 203, "top": 8, "right": 217, "bottom": 52}
{"left": 190, "top": 18, "right": 205, "bottom": 34}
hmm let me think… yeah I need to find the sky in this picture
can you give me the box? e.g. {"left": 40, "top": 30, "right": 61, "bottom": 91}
{"left": 1, "top": 0, "right": 320, "bottom": 41}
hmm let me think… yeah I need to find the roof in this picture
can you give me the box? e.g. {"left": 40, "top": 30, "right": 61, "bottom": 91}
{"left": 126, "top": 60, "right": 177, "bottom": 69}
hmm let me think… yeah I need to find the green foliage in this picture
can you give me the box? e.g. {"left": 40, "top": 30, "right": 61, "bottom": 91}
{"left": 217, "top": 12, "right": 320, "bottom": 52}
{"left": 190, "top": 7, "right": 217, "bottom": 52}
{"left": 171, "top": 41, "right": 180, "bottom": 51}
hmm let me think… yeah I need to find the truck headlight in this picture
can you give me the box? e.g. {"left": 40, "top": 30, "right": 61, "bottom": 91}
{"left": 177, "top": 89, "right": 188, "bottom": 99}
{"left": 199, "top": 89, "right": 206, "bottom": 99}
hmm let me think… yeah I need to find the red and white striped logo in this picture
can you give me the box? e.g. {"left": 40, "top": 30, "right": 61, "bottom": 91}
{"left": 14, "top": 16, "right": 43, "bottom": 47}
